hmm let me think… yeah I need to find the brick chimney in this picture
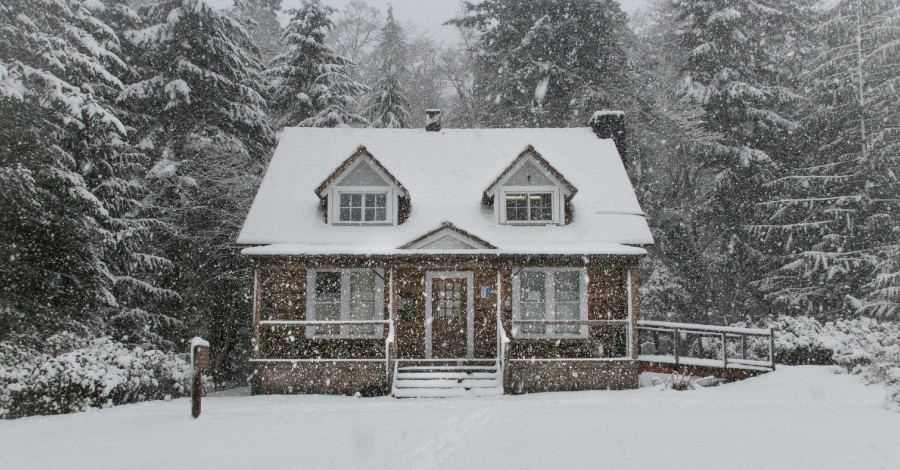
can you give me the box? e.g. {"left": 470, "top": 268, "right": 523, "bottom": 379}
{"left": 425, "top": 109, "right": 441, "bottom": 132}
{"left": 589, "top": 110, "right": 626, "bottom": 158}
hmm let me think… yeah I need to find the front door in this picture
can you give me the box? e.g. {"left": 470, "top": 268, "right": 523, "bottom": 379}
{"left": 426, "top": 272, "right": 473, "bottom": 359}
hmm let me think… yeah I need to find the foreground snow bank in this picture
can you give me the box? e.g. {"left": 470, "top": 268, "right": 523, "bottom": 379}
{"left": 769, "top": 316, "right": 900, "bottom": 410}
{"left": 0, "top": 366, "right": 897, "bottom": 470}
{"left": 0, "top": 335, "right": 192, "bottom": 419}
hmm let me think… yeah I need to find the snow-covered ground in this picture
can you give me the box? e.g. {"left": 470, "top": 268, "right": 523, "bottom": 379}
{"left": 1, "top": 366, "right": 897, "bottom": 470}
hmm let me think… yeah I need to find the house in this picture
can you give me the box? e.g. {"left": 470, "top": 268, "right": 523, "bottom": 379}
{"left": 237, "top": 111, "right": 654, "bottom": 397}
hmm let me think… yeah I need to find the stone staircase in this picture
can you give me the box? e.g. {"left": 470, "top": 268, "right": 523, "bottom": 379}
{"left": 391, "top": 359, "right": 503, "bottom": 398}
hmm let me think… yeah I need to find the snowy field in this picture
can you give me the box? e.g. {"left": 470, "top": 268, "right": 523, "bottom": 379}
{"left": 1, "top": 366, "right": 897, "bottom": 470}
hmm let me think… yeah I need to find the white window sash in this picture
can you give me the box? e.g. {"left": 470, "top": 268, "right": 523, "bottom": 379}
{"left": 332, "top": 187, "right": 392, "bottom": 224}
{"left": 499, "top": 186, "right": 560, "bottom": 225}
{"left": 512, "top": 268, "right": 588, "bottom": 339}
{"left": 306, "top": 269, "right": 385, "bottom": 339}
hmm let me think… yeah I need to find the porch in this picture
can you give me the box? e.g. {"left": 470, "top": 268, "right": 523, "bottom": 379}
{"left": 248, "top": 258, "right": 775, "bottom": 396}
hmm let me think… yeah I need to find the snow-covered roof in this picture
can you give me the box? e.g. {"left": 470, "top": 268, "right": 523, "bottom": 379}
{"left": 238, "top": 127, "right": 653, "bottom": 255}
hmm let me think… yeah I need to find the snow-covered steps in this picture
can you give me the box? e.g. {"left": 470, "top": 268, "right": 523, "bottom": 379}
{"left": 391, "top": 359, "right": 503, "bottom": 398}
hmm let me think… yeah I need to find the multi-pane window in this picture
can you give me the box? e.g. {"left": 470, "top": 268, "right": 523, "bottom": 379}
{"left": 505, "top": 192, "right": 553, "bottom": 222}
{"left": 338, "top": 192, "right": 387, "bottom": 223}
{"left": 512, "top": 268, "right": 587, "bottom": 339}
{"left": 307, "top": 269, "right": 384, "bottom": 338}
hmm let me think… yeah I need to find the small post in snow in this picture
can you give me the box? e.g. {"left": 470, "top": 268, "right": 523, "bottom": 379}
{"left": 190, "top": 337, "right": 210, "bottom": 419}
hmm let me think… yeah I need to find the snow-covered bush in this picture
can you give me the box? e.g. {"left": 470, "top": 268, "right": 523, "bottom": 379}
{"left": 765, "top": 316, "right": 900, "bottom": 411}
{"left": 0, "top": 335, "right": 193, "bottom": 419}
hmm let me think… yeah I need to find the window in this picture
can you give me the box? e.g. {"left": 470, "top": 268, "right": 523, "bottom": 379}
{"left": 338, "top": 192, "right": 387, "bottom": 223}
{"left": 505, "top": 192, "right": 552, "bottom": 222}
{"left": 512, "top": 268, "right": 587, "bottom": 339}
{"left": 306, "top": 269, "right": 384, "bottom": 339}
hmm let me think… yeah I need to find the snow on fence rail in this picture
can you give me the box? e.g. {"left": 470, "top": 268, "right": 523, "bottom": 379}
{"left": 637, "top": 321, "right": 775, "bottom": 371}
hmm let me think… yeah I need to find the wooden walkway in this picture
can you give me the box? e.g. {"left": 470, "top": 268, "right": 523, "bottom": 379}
{"left": 636, "top": 321, "right": 775, "bottom": 381}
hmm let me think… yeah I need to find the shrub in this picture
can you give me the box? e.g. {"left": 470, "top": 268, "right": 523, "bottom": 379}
{"left": 1, "top": 335, "right": 193, "bottom": 419}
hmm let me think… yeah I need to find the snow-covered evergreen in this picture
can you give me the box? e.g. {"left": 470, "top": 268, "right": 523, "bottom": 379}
{"left": 121, "top": 0, "right": 274, "bottom": 379}
{"left": 365, "top": 7, "right": 410, "bottom": 129}
{"left": 451, "top": 0, "right": 633, "bottom": 127}
{"left": 755, "top": 0, "right": 900, "bottom": 320}
{"left": 0, "top": 0, "right": 173, "bottom": 347}
{"left": 268, "top": 1, "right": 367, "bottom": 128}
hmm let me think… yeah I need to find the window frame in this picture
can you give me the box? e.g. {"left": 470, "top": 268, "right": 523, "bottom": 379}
{"left": 511, "top": 267, "right": 589, "bottom": 339}
{"left": 499, "top": 186, "right": 561, "bottom": 225}
{"left": 305, "top": 268, "right": 385, "bottom": 339}
{"left": 330, "top": 187, "right": 394, "bottom": 225}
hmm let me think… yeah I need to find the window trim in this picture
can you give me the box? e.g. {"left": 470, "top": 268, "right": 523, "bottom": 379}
{"left": 305, "top": 268, "right": 385, "bottom": 339}
{"left": 499, "top": 186, "right": 561, "bottom": 225}
{"left": 511, "top": 267, "right": 588, "bottom": 339}
{"left": 329, "top": 186, "right": 395, "bottom": 226}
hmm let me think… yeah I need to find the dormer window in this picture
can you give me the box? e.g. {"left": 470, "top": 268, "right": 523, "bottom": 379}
{"left": 314, "top": 146, "right": 409, "bottom": 226}
{"left": 485, "top": 146, "right": 577, "bottom": 226}
{"left": 339, "top": 191, "right": 388, "bottom": 223}
{"left": 505, "top": 192, "right": 553, "bottom": 222}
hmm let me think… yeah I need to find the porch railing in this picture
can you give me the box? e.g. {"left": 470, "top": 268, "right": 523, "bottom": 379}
{"left": 254, "top": 319, "right": 392, "bottom": 361}
{"left": 637, "top": 320, "right": 775, "bottom": 371}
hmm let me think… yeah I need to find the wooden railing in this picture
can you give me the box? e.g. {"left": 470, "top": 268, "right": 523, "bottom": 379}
{"left": 637, "top": 321, "right": 775, "bottom": 371}
{"left": 254, "top": 319, "right": 392, "bottom": 361}
{"left": 496, "top": 274, "right": 510, "bottom": 386}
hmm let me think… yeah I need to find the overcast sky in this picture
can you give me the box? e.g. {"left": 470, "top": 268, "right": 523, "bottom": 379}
{"left": 279, "top": 0, "right": 651, "bottom": 45}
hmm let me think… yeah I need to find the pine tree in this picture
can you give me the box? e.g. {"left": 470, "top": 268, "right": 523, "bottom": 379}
{"left": 268, "top": 1, "right": 367, "bottom": 128}
{"left": 235, "top": 0, "right": 285, "bottom": 65}
{"left": 0, "top": 0, "right": 173, "bottom": 345}
{"left": 755, "top": 0, "right": 900, "bottom": 319}
{"left": 121, "top": 0, "right": 274, "bottom": 378}
{"left": 450, "top": 0, "right": 632, "bottom": 127}
{"left": 366, "top": 7, "right": 411, "bottom": 128}
{"left": 668, "top": 0, "right": 811, "bottom": 322}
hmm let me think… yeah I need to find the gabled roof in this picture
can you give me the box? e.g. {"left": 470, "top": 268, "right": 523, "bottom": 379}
{"left": 314, "top": 146, "right": 407, "bottom": 198}
{"left": 483, "top": 145, "right": 577, "bottom": 199}
{"left": 399, "top": 222, "right": 497, "bottom": 250}
{"left": 238, "top": 127, "right": 653, "bottom": 255}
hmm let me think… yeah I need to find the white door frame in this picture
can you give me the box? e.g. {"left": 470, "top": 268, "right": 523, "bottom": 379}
{"left": 425, "top": 271, "right": 475, "bottom": 359}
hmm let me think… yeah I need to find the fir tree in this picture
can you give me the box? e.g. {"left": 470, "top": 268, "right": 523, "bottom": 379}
{"left": 451, "top": 0, "right": 632, "bottom": 127}
{"left": 755, "top": 0, "right": 900, "bottom": 319}
{"left": 0, "top": 0, "right": 172, "bottom": 345}
{"left": 235, "top": 0, "right": 286, "bottom": 65}
{"left": 668, "top": 0, "right": 811, "bottom": 322}
{"left": 366, "top": 7, "right": 411, "bottom": 128}
{"left": 121, "top": 0, "right": 274, "bottom": 378}
{"left": 268, "top": 0, "right": 367, "bottom": 128}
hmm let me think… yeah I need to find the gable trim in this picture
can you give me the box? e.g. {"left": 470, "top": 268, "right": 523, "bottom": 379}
{"left": 314, "top": 146, "right": 408, "bottom": 198}
{"left": 483, "top": 145, "right": 578, "bottom": 199}
{"left": 399, "top": 222, "right": 498, "bottom": 250}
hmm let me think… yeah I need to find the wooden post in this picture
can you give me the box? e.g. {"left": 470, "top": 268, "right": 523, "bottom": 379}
{"left": 190, "top": 337, "right": 210, "bottom": 419}
{"left": 768, "top": 327, "right": 776, "bottom": 370}
{"left": 742, "top": 335, "right": 747, "bottom": 360}
{"left": 721, "top": 333, "right": 728, "bottom": 369}
{"left": 673, "top": 329, "right": 680, "bottom": 369}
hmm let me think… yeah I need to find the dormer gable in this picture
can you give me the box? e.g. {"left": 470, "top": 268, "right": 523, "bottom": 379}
{"left": 400, "top": 222, "right": 496, "bottom": 250}
{"left": 315, "top": 146, "right": 409, "bottom": 225}
{"left": 484, "top": 146, "right": 576, "bottom": 226}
